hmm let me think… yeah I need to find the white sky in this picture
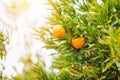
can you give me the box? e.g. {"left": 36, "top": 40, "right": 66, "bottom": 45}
{"left": 0, "top": 0, "right": 55, "bottom": 77}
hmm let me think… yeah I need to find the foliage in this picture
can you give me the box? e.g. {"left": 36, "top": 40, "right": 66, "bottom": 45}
{"left": 13, "top": 54, "right": 34, "bottom": 80}
{"left": 0, "top": 31, "right": 9, "bottom": 80}
{"left": 12, "top": 54, "right": 55, "bottom": 80}
{"left": 36, "top": 0, "right": 120, "bottom": 79}
{"left": 0, "top": 32, "right": 6, "bottom": 58}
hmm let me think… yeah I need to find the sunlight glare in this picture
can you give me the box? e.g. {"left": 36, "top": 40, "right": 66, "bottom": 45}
{"left": 0, "top": 0, "right": 53, "bottom": 77}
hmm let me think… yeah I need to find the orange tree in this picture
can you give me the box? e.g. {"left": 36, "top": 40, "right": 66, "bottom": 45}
{"left": 36, "top": 0, "right": 120, "bottom": 79}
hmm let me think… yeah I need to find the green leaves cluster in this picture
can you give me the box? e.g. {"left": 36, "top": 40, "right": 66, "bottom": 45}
{"left": 13, "top": 53, "right": 75, "bottom": 80}
{"left": 0, "top": 32, "right": 6, "bottom": 58}
{"left": 36, "top": 0, "right": 120, "bottom": 79}
{"left": 0, "top": 31, "right": 9, "bottom": 79}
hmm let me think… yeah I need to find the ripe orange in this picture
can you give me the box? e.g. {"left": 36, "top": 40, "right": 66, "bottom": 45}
{"left": 72, "top": 36, "right": 85, "bottom": 49}
{"left": 53, "top": 25, "right": 66, "bottom": 38}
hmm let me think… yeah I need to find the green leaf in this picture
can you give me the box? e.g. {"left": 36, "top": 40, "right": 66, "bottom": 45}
{"left": 115, "top": 61, "right": 120, "bottom": 70}
{"left": 103, "top": 59, "right": 115, "bottom": 72}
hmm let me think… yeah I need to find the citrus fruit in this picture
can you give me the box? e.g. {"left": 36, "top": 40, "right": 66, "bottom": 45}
{"left": 53, "top": 25, "right": 66, "bottom": 38}
{"left": 72, "top": 36, "right": 85, "bottom": 49}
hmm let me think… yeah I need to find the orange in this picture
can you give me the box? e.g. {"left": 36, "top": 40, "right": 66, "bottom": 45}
{"left": 53, "top": 25, "right": 66, "bottom": 38}
{"left": 72, "top": 36, "right": 85, "bottom": 49}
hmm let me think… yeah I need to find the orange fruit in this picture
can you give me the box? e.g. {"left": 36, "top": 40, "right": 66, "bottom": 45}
{"left": 53, "top": 25, "right": 66, "bottom": 38}
{"left": 72, "top": 36, "right": 85, "bottom": 49}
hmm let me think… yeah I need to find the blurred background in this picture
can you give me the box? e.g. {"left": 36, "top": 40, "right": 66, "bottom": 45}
{"left": 0, "top": 0, "right": 54, "bottom": 78}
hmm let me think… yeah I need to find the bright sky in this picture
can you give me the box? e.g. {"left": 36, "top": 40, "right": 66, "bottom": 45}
{"left": 0, "top": 0, "right": 55, "bottom": 77}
